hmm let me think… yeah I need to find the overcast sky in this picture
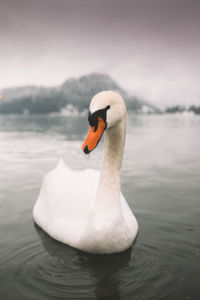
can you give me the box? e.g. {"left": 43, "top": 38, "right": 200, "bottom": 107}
{"left": 0, "top": 0, "right": 200, "bottom": 107}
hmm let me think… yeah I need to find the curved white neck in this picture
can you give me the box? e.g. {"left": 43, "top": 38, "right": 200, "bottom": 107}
{"left": 94, "top": 113, "right": 126, "bottom": 208}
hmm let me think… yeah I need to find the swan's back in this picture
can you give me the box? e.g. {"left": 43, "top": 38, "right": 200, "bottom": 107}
{"left": 33, "top": 158, "right": 99, "bottom": 246}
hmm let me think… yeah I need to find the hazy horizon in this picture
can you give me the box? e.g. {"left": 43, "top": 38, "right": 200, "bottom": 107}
{"left": 1, "top": 0, "right": 200, "bottom": 108}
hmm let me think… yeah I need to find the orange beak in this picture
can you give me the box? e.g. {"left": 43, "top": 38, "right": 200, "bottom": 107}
{"left": 82, "top": 117, "right": 106, "bottom": 154}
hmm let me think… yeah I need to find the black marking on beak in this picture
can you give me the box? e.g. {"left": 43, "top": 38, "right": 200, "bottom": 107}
{"left": 88, "top": 105, "right": 110, "bottom": 132}
{"left": 83, "top": 145, "right": 90, "bottom": 154}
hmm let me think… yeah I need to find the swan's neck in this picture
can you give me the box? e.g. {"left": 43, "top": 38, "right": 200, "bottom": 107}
{"left": 102, "top": 118, "right": 126, "bottom": 177}
{"left": 95, "top": 114, "right": 126, "bottom": 208}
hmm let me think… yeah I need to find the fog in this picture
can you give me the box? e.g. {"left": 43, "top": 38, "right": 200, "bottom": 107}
{"left": 0, "top": 0, "right": 200, "bottom": 108}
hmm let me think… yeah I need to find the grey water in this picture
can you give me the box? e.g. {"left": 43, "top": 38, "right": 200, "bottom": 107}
{"left": 0, "top": 113, "right": 200, "bottom": 300}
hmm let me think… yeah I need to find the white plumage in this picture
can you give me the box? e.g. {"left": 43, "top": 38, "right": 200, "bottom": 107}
{"left": 33, "top": 91, "right": 138, "bottom": 254}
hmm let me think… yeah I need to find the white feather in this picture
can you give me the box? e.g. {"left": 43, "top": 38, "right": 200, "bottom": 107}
{"left": 33, "top": 91, "right": 138, "bottom": 254}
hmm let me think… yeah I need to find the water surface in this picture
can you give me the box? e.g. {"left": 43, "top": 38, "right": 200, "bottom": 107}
{"left": 0, "top": 114, "right": 200, "bottom": 300}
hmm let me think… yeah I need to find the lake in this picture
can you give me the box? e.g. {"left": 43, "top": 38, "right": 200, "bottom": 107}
{"left": 0, "top": 113, "right": 199, "bottom": 300}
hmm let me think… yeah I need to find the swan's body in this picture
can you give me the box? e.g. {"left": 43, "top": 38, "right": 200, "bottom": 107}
{"left": 33, "top": 91, "right": 138, "bottom": 254}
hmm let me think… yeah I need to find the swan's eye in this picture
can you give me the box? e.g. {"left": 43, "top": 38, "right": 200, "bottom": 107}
{"left": 88, "top": 105, "right": 110, "bottom": 132}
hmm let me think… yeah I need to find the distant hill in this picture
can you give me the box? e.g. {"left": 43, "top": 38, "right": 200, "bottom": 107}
{"left": 0, "top": 73, "right": 159, "bottom": 114}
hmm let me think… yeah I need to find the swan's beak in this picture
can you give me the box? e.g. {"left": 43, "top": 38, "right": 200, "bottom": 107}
{"left": 82, "top": 117, "right": 106, "bottom": 154}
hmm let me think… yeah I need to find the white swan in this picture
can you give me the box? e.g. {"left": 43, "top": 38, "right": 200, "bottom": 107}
{"left": 33, "top": 91, "right": 138, "bottom": 254}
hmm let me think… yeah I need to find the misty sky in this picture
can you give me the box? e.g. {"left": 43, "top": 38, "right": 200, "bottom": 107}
{"left": 0, "top": 0, "right": 200, "bottom": 107}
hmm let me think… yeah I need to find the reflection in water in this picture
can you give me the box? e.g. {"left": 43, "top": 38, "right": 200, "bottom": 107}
{"left": 34, "top": 224, "right": 132, "bottom": 300}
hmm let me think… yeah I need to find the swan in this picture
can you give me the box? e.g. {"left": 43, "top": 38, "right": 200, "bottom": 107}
{"left": 33, "top": 91, "right": 138, "bottom": 254}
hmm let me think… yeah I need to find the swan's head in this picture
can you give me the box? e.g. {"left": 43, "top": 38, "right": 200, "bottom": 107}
{"left": 82, "top": 91, "right": 126, "bottom": 154}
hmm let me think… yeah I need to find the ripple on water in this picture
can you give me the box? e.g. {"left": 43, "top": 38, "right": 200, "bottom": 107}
{"left": 0, "top": 114, "right": 199, "bottom": 299}
{"left": 0, "top": 224, "right": 182, "bottom": 300}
